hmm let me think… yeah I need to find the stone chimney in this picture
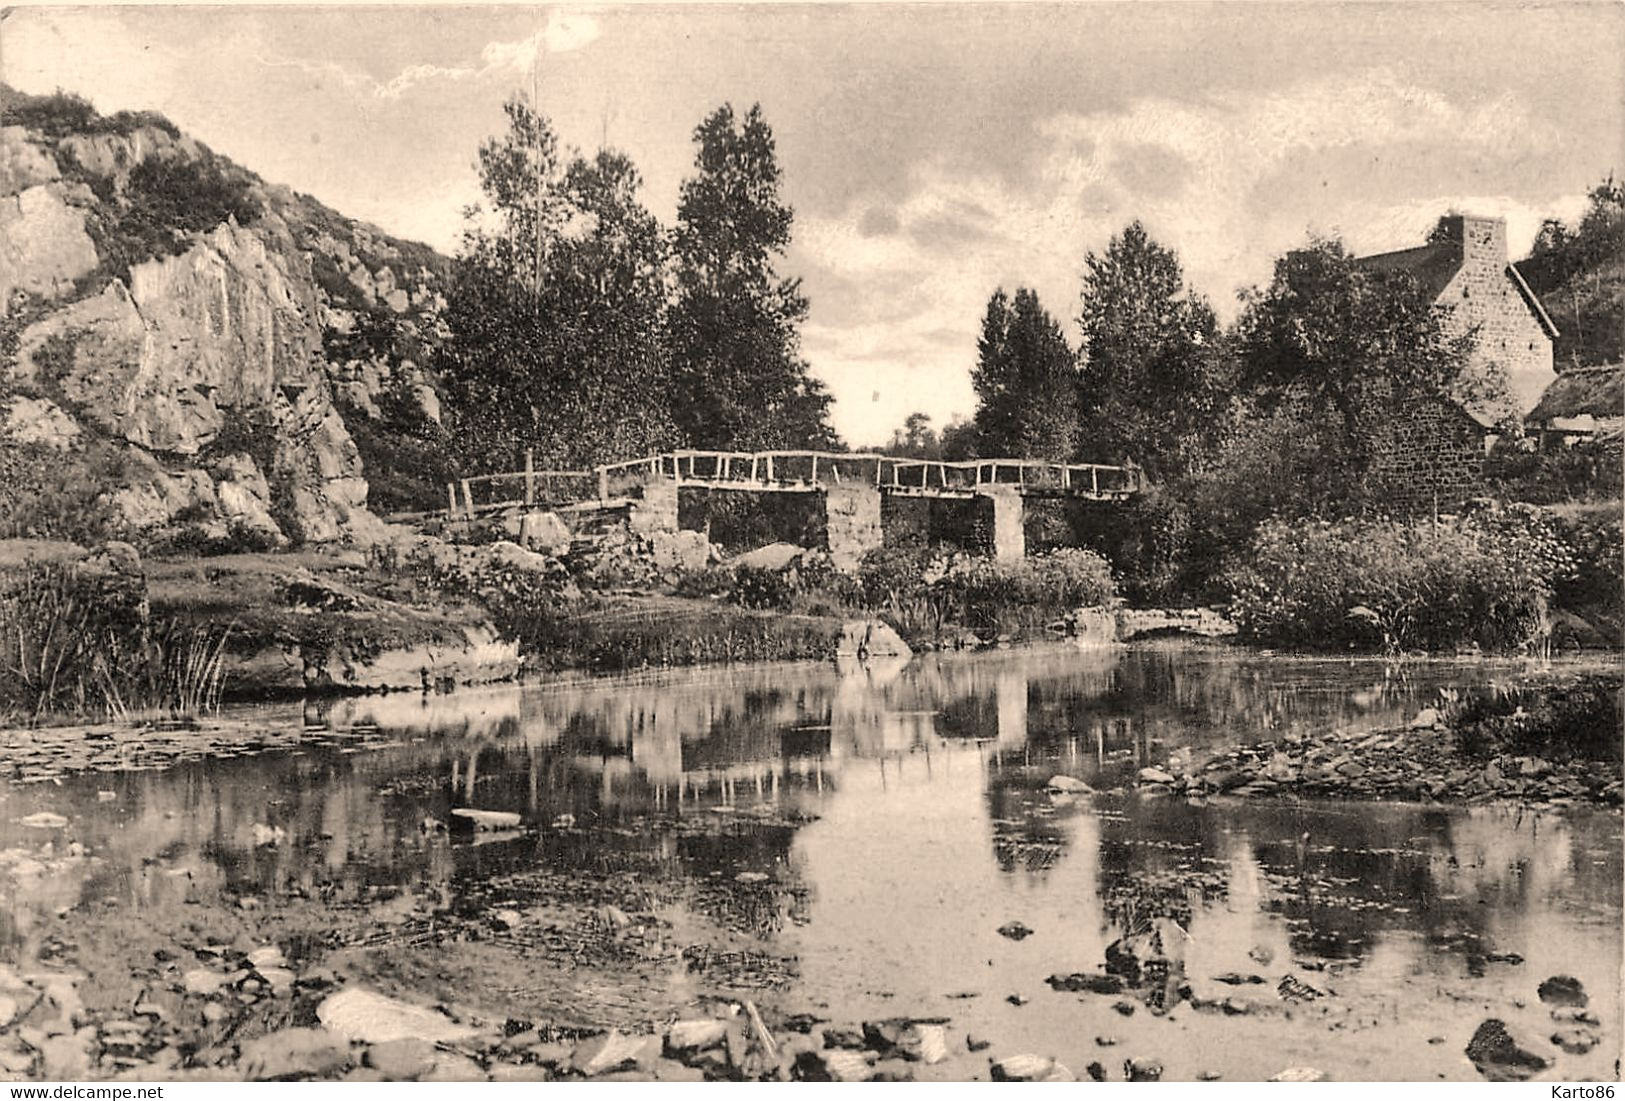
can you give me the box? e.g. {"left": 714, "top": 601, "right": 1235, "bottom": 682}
{"left": 1434, "top": 213, "right": 1508, "bottom": 270}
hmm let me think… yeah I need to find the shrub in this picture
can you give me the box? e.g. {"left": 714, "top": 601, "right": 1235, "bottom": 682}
{"left": 93, "top": 153, "right": 261, "bottom": 280}
{"left": 0, "top": 86, "right": 179, "bottom": 139}
{"left": 0, "top": 438, "right": 131, "bottom": 543}
{"left": 1224, "top": 513, "right": 1563, "bottom": 653}
{"left": 1448, "top": 674, "right": 1622, "bottom": 762}
{"left": 1484, "top": 437, "right": 1624, "bottom": 505}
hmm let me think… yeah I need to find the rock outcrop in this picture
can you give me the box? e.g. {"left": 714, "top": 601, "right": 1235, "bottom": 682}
{"left": 0, "top": 87, "right": 451, "bottom": 547}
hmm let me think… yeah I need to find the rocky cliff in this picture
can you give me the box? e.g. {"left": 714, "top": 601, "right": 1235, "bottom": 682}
{"left": 0, "top": 86, "right": 452, "bottom": 548}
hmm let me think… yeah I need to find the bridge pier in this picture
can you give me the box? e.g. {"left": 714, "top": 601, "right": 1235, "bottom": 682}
{"left": 824, "top": 483, "right": 883, "bottom": 572}
{"left": 975, "top": 484, "right": 1025, "bottom": 563}
{"left": 627, "top": 476, "right": 679, "bottom": 536}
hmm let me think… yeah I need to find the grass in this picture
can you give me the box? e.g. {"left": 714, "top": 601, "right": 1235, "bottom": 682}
{"left": 516, "top": 594, "right": 845, "bottom": 673}
{"left": 0, "top": 559, "right": 232, "bottom": 723}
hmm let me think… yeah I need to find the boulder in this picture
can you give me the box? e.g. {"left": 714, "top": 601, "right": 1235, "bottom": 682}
{"left": 449, "top": 809, "right": 521, "bottom": 832}
{"left": 239, "top": 1029, "right": 353, "bottom": 1081}
{"left": 1046, "top": 775, "right": 1092, "bottom": 793}
{"left": 56, "top": 127, "right": 185, "bottom": 188}
{"left": 571, "top": 1030, "right": 655, "bottom": 1076}
{"left": 664, "top": 1019, "right": 728, "bottom": 1055}
{"left": 991, "top": 1054, "right": 1072, "bottom": 1082}
{"left": 647, "top": 529, "right": 715, "bottom": 574}
{"left": 363, "top": 1037, "right": 439, "bottom": 1080}
{"left": 732, "top": 542, "right": 806, "bottom": 571}
{"left": 1270, "top": 1067, "right": 1327, "bottom": 1082}
{"left": 517, "top": 511, "right": 572, "bottom": 555}
{"left": 836, "top": 620, "right": 913, "bottom": 661}
{"left": 2, "top": 395, "right": 81, "bottom": 449}
{"left": 0, "top": 185, "right": 99, "bottom": 305}
{"left": 315, "top": 988, "right": 476, "bottom": 1046}
{"left": 0, "top": 126, "right": 59, "bottom": 196}
{"left": 1069, "top": 605, "right": 1118, "bottom": 645}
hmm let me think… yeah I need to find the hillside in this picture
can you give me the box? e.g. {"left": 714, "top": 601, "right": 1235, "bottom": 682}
{"left": 0, "top": 85, "right": 456, "bottom": 550}
{"left": 1518, "top": 178, "right": 1624, "bottom": 371}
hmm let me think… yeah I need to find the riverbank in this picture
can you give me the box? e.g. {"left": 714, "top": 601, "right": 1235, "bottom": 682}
{"left": 1129, "top": 672, "right": 1623, "bottom": 808}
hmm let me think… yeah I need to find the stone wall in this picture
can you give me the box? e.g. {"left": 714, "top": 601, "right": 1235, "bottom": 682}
{"left": 1367, "top": 392, "right": 1490, "bottom": 513}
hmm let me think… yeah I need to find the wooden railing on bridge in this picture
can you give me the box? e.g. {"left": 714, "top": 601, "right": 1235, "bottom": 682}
{"left": 448, "top": 449, "right": 1141, "bottom": 519}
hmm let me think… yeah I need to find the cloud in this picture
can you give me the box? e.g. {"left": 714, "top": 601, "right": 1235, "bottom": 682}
{"left": 255, "top": 10, "right": 601, "bottom": 101}
{"left": 797, "top": 67, "right": 1569, "bottom": 443}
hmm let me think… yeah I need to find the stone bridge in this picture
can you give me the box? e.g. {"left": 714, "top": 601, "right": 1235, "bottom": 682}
{"left": 448, "top": 450, "right": 1143, "bottom": 570}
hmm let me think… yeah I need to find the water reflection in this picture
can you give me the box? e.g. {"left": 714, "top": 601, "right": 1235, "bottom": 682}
{"left": 0, "top": 644, "right": 1617, "bottom": 1078}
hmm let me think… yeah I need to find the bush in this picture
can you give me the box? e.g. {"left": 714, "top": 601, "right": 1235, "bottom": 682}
{"left": 1449, "top": 674, "right": 1622, "bottom": 762}
{"left": 93, "top": 153, "right": 261, "bottom": 280}
{"left": 1484, "top": 437, "right": 1624, "bottom": 504}
{"left": 0, "top": 559, "right": 229, "bottom": 722}
{"left": 0, "top": 86, "right": 179, "bottom": 139}
{"left": 1225, "top": 512, "right": 1565, "bottom": 653}
{"left": 0, "top": 438, "right": 131, "bottom": 543}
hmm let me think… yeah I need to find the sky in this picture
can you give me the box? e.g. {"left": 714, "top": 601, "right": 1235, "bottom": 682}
{"left": 3, "top": 2, "right": 1622, "bottom": 445}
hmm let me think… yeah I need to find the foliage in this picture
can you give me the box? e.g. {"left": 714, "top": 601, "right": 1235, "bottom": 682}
{"left": 1448, "top": 674, "right": 1622, "bottom": 763}
{"left": 879, "top": 412, "right": 944, "bottom": 459}
{"left": 0, "top": 560, "right": 228, "bottom": 722}
{"left": 971, "top": 287, "right": 1078, "bottom": 460}
{"left": 437, "top": 96, "right": 679, "bottom": 473}
{"left": 1224, "top": 513, "right": 1567, "bottom": 653}
{"left": 0, "top": 438, "right": 131, "bottom": 543}
{"left": 1483, "top": 436, "right": 1624, "bottom": 505}
{"left": 0, "top": 85, "right": 180, "bottom": 139}
{"left": 668, "top": 103, "right": 838, "bottom": 451}
{"left": 938, "top": 548, "right": 1117, "bottom": 635}
{"left": 1522, "top": 176, "right": 1625, "bottom": 369}
{"left": 1547, "top": 506, "right": 1624, "bottom": 632}
{"left": 334, "top": 380, "right": 457, "bottom": 515}
{"left": 1075, "top": 221, "right": 1228, "bottom": 479}
{"left": 87, "top": 153, "right": 261, "bottom": 281}
{"left": 1233, "top": 236, "right": 1479, "bottom": 478}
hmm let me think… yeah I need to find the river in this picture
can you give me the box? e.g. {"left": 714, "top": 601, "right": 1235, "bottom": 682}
{"left": 1, "top": 642, "right": 1618, "bottom": 1081}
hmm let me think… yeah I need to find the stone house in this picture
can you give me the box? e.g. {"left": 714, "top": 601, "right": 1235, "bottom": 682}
{"left": 1354, "top": 213, "right": 1560, "bottom": 511}
{"left": 1525, "top": 363, "right": 1624, "bottom": 448}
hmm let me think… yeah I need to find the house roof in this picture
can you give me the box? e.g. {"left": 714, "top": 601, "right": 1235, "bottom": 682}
{"left": 1527, "top": 364, "right": 1625, "bottom": 424}
{"left": 1357, "top": 243, "right": 1462, "bottom": 302}
{"left": 1354, "top": 242, "right": 1561, "bottom": 340}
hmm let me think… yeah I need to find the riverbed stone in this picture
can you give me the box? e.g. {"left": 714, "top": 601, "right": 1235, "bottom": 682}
{"left": 1550, "top": 1027, "right": 1600, "bottom": 1055}
{"left": 364, "top": 1037, "right": 438, "bottom": 1080}
{"left": 238, "top": 1028, "right": 353, "bottom": 1080}
{"left": 316, "top": 988, "right": 476, "bottom": 1045}
{"left": 1466, "top": 1019, "right": 1551, "bottom": 1080}
{"left": 1537, "top": 975, "right": 1587, "bottom": 1007}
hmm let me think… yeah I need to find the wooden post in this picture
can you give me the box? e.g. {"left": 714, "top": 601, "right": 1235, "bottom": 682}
{"left": 767, "top": 456, "right": 775, "bottom": 482}
{"left": 1091, "top": 467, "right": 1099, "bottom": 495}
{"left": 461, "top": 478, "right": 474, "bottom": 517}
{"left": 447, "top": 482, "right": 458, "bottom": 518}
{"left": 523, "top": 449, "right": 535, "bottom": 506}
{"left": 811, "top": 455, "right": 819, "bottom": 485}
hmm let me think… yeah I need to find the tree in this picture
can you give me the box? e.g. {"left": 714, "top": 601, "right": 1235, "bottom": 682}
{"left": 1233, "top": 235, "right": 1474, "bottom": 480}
{"left": 668, "top": 103, "right": 838, "bottom": 451}
{"left": 436, "top": 96, "right": 677, "bottom": 472}
{"left": 1075, "top": 221, "right": 1226, "bottom": 479}
{"left": 970, "top": 287, "right": 1079, "bottom": 459}
{"left": 1523, "top": 176, "right": 1625, "bottom": 369}
{"left": 882, "top": 412, "right": 942, "bottom": 458}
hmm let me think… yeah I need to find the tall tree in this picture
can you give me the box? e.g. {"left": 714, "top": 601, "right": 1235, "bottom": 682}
{"left": 1522, "top": 176, "right": 1625, "bottom": 369}
{"left": 437, "top": 96, "right": 677, "bottom": 472}
{"left": 1233, "top": 235, "right": 1474, "bottom": 481}
{"left": 971, "top": 287, "right": 1079, "bottom": 459}
{"left": 668, "top": 103, "right": 838, "bottom": 451}
{"left": 1076, "top": 221, "right": 1226, "bottom": 479}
